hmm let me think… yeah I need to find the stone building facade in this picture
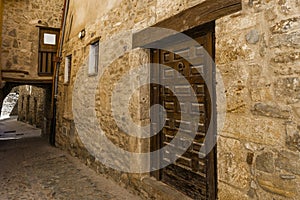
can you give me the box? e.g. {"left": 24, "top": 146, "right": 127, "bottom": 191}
{"left": 18, "top": 85, "right": 51, "bottom": 135}
{"left": 55, "top": 0, "right": 300, "bottom": 199}
{"left": 1, "top": 0, "right": 63, "bottom": 81}
{"left": 0, "top": 0, "right": 64, "bottom": 136}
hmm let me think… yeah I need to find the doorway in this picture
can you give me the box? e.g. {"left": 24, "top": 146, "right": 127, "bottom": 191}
{"left": 150, "top": 22, "right": 217, "bottom": 200}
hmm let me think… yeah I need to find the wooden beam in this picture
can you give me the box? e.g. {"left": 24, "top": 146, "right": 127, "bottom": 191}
{"left": 133, "top": 0, "right": 241, "bottom": 48}
{"left": 156, "top": 0, "right": 241, "bottom": 31}
{"left": 1, "top": 69, "right": 30, "bottom": 75}
{"left": 2, "top": 77, "right": 52, "bottom": 84}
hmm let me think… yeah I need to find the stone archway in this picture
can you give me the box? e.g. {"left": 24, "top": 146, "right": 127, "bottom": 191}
{"left": 0, "top": 82, "right": 53, "bottom": 137}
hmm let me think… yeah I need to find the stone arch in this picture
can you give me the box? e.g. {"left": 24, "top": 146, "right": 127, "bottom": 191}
{"left": 0, "top": 82, "right": 53, "bottom": 136}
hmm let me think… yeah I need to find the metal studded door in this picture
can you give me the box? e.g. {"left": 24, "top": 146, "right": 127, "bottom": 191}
{"left": 150, "top": 22, "right": 216, "bottom": 200}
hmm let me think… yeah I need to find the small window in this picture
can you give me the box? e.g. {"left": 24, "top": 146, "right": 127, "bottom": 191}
{"left": 64, "top": 55, "right": 72, "bottom": 84}
{"left": 88, "top": 41, "right": 99, "bottom": 75}
{"left": 43, "top": 33, "right": 56, "bottom": 45}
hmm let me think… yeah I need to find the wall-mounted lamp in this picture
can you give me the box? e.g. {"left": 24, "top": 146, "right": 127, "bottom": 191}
{"left": 78, "top": 29, "right": 86, "bottom": 39}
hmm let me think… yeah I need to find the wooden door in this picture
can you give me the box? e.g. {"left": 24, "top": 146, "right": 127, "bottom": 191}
{"left": 150, "top": 22, "right": 216, "bottom": 200}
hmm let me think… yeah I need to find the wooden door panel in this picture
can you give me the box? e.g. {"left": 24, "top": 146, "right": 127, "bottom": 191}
{"left": 150, "top": 22, "right": 216, "bottom": 200}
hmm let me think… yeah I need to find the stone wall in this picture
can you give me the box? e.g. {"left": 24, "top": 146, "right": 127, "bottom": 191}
{"left": 18, "top": 85, "right": 51, "bottom": 135}
{"left": 1, "top": 0, "right": 63, "bottom": 80}
{"left": 0, "top": 0, "right": 3, "bottom": 81}
{"left": 0, "top": 90, "right": 18, "bottom": 118}
{"left": 216, "top": 0, "right": 300, "bottom": 199}
{"left": 56, "top": 0, "right": 300, "bottom": 199}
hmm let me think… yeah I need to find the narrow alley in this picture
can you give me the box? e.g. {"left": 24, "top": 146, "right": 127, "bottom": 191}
{"left": 0, "top": 118, "right": 141, "bottom": 200}
{"left": 1, "top": 0, "right": 300, "bottom": 199}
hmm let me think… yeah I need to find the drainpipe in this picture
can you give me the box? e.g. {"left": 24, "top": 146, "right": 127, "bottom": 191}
{"left": 50, "top": 0, "right": 70, "bottom": 146}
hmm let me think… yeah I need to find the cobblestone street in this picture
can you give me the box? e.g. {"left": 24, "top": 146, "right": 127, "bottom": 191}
{"left": 0, "top": 118, "right": 141, "bottom": 200}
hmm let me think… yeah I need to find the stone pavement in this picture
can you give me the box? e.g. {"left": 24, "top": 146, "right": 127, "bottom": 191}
{"left": 0, "top": 118, "right": 142, "bottom": 200}
{"left": 0, "top": 117, "right": 41, "bottom": 140}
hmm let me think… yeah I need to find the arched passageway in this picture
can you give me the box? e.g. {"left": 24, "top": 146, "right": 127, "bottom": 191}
{"left": 0, "top": 83, "right": 53, "bottom": 140}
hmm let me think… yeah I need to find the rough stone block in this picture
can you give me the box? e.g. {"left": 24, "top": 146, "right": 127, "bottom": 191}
{"left": 264, "top": 7, "right": 277, "bottom": 21}
{"left": 257, "top": 173, "right": 297, "bottom": 198}
{"left": 251, "top": 103, "right": 291, "bottom": 119}
{"left": 273, "top": 65, "right": 299, "bottom": 76}
{"left": 271, "top": 17, "right": 300, "bottom": 34}
{"left": 6, "top": 60, "right": 12, "bottom": 68}
{"left": 272, "top": 52, "right": 300, "bottom": 63}
{"left": 270, "top": 32, "right": 300, "bottom": 48}
{"left": 2, "top": 39, "right": 11, "bottom": 47}
{"left": 275, "top": 150, "right": 300, "bottom": 175}
{"left": 293, "top": 103, "right": 300, "bottom": 117}
{"left": 12, "top": 56, "right": 18, "bottom": 64}
{"left": 8, "top": 29, "right": 17, "bottom": 37}
{"left": 256, "top": 152, "right": 275, "bottom": 173}
{"left": 286, "top": 122, "right": 300, "bottom": 152}
{"left": 274, "top": 77, "right": 300, "bottom": 102}
{"left": 216, "top": 12, "right": 258, "bottom": 34}
{"left": 13, "top": 39, "right": 18, "bottom": 48}
{"left": 156, "top": 0, "right": 186, "bottom": 22}
{"left": 218, "top": 182, "right": 249, "bottom": 200}
{"left": 259, "top": 33, "right": 267, "bottom": 57}
{"left": 248, "top": 64, "right": 274, "bottom": 102}
{"left": 216, "top": 35, "right": 257, "bottom": 64}
{"left": 226, "top": 85, "right": 248, "bottom": 113}
{"left": 277, "top": 0, "right": 299, "bottom": 15}
{"left": 246, "top": 29, "right": 260, "bottom": 44}
{"left": 218, "top": 136, "right": 250, "bottom": 190}
{"left": 280, "top": 174, "right": 296, "bottom": 180}
{"left": 222, "top": 114, "right": 285, "bottom": 146}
